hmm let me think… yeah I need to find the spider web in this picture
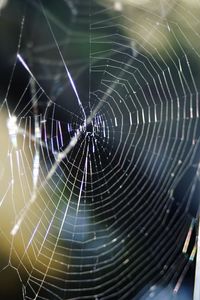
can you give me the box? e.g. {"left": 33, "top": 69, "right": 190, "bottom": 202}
{"left": 0, "top": 0, "right": 200, "bottom": 299}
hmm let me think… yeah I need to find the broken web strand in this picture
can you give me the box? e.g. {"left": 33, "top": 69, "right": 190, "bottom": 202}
{"left": 11, "top": 3, "right": 91, "bottom": 235}
{"left": 40, "top": 1, "right": 87, "bottom": 127}
{"left": 4, "top": 10, "right": 92, "bottom": 293}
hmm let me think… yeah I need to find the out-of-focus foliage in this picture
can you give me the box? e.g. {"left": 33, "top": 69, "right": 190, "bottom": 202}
{"left": 98, "top": 0, "right": 200, "bottom": 54}
{"left": 0, "top": 0, "right": 8, "bottom": 10}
